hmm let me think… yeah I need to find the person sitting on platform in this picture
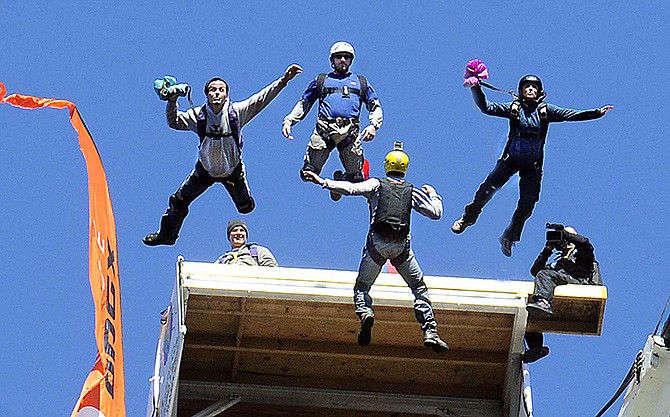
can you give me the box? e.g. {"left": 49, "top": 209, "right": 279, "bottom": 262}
{"left": 523, "top": 223, "right": 601, "bottom": 362}
{"left": 215, "top": 219, "right": 278, "bottom": 267}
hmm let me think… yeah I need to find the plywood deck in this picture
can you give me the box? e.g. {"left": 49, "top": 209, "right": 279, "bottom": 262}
{"left": 174, "top": 262, "right": 607, "bottom": 417}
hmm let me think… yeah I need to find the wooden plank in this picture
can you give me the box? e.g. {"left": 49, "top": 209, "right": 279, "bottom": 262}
{"left": 180, "top": 342, "right": 506, "bottom": 399}
{"left": 178, "top": 381, "right": 505, "bottom": 417}
{"left": 185, "top": 316, "right": 512, "bottom": 351}
{"left": 184, "top": 336, "right": 508, "bottom": 365}
{"left": 182, "top": 264, "right": 606, "bottom": 337}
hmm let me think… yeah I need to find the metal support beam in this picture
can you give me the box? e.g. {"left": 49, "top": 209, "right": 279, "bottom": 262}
{"left": 191, "top": 395, "right": 241, "bottom": 417}
{"left": 503, "top": 304, "right": 529, "bottom": 417}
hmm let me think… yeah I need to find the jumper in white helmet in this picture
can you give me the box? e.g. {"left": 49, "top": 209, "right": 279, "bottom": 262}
{"left": 282, "top": 42, "right": 383, "bottom": 202}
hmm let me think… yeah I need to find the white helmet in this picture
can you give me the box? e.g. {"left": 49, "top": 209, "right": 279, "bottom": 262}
{"left": 329, "top": 41, "right": 355, "bottom": 60}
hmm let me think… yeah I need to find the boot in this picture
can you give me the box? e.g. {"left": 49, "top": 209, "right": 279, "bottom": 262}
{"left": 143, "top": 231, "right": 177, "bottom": 246}
{"left": 526, "top": 296, "right": 553, "bottom": 318}
{"left": 522, "top": 346, "right": 550, "bottom": 363}
{"left": 451, "top": 217, "right": 475, "bottom": 234}
{"left": 357, "top": 313, "right": 374, "bottom": 347}
{"left": 499, "top": 236, "right": 515, "bottom": 257}
{"left": 423, "top": 327, "right": 449, "bottom": 353}
{"left": 330, "top": 170, "right": 344, "bottom": 201}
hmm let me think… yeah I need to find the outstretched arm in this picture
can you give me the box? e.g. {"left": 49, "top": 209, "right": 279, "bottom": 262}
{"left": 234, "top": 64, "right": 302, "bottom": 126}
{"left": 302, "top": 171, "right": 379, "bottom": 196}
{"left": 547, "top": 103, "right": 614, "bottom": 122}
{"left": 282, "top": 76, "right": 319, "bottom": 140}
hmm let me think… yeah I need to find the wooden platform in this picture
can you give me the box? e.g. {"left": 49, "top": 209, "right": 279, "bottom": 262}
{"left": 172, "top": 261, "right": 607, "bottom": 417}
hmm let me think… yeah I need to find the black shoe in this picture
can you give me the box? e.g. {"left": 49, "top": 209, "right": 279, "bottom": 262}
{"left": 451, "top": 217, "right": 475, "bottom": 234}
{"left": 330, "top": 170, "right": 344, "bottom": 201}
{"left": 522, "top": 346, "right": 550, "bottom": 363}
{"left": 358, "top": 313, "right": 374, "bottom": 347}
{"left": 423, "top": 328, "right": 450, "bottom": 353}
{"left": 143, "top": 232, "right": 177, "bottom": 247}
{"left": 500, "top": 237, "right": 515, "bottom": 257}
{"left": 526, "top": 297, "right": 553, "bottom": 318}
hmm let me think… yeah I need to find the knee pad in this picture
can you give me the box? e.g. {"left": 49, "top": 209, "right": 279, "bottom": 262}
{"left": 236, "top": 196, "right": 255, "bottom": 214}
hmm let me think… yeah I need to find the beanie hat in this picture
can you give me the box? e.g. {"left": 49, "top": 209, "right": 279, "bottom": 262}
{"left": 227, "top": 219, "right": 248, "bottom": 237}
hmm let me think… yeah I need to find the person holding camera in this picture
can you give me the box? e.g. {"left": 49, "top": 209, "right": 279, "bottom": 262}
{"left": 143, "top": 65, "right": 302, "bottom": 246}
{"left": 527, "top": 223, "right": 601, "bottom": 316}
{"left": 522, "top": 224, "right": 602, "bottom": 362}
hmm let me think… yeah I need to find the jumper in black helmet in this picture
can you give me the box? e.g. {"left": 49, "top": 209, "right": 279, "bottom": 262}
{"left": 518, "top": 74, "right": 543, "bottom": 97}
{"left": 452, "top": 61, "right": 614, "bottom": 257}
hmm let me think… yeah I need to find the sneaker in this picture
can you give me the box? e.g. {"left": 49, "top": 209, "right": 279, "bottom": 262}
{"left": 500, "top": 237, "right": 515, "bottom": 257}
{"left": 143, "top": 232, "right": 177, "bottom": 247}
{"left": 330, "top": 170, "right": 344, "bottom": 201}
{"left": 423, "top": 328, "right": 450, "bottom": 353}
{"left": 357, "top": 313, "right": 375, "bottom": 347}
{"left": 522, "top": 346, "right": 550, "bottom": 363}
{"left": 526, "top": 297, "right": 553, "bottom": 318}
{"left": 451, "top": 217, "right": 475, "bottom": 234}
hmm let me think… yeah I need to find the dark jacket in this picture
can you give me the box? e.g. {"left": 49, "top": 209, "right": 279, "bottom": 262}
{"left": 472, "top": 85, "right": 604, "bottom": 165}
{"left": 530, "top": 233, "right": 602, "bottom": 284}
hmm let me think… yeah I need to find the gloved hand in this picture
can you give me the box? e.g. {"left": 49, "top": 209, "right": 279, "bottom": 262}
{"left": 166, "top": 83, "right": 190, "bottom": 98}
{"left": 153, "top": 76, "right": 190, "bottom": 100}
{"left": 463, "top": 59, "right": 489, "bottom": 87}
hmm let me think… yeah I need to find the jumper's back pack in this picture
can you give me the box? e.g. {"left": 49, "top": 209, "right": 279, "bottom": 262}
{"left": 372, "top": 178, "right": 413, "bottom": 238}
{"left": 316, "top": 73, "right": 368, "bottom": 103}
{"left": 196, "top": 105, "right": 243, "bottom": 149}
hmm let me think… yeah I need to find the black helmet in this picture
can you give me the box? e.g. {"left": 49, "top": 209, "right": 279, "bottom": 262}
{"left": 518, "top": 74, "right": 543, "bottom": 96}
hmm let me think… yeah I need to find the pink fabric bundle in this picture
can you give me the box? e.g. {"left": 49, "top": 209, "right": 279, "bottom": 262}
{"left": 463, "top": 59, "right": 489, "bottom": 87}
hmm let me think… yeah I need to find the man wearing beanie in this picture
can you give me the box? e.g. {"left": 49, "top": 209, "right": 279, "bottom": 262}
{"left": 215, "top": 219, "right": 278, "bottom": 267}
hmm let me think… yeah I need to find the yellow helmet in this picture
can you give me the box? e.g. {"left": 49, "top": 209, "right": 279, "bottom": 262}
{"left": 384, "top": 144, "right": 409, "bottom": 176}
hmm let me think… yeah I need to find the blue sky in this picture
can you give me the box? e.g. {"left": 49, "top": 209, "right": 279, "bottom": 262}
{"left": 1, "top": 2, "right": 669, "bottom": 416}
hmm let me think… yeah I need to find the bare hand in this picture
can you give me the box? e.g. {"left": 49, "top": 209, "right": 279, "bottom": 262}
{"left": 421, "top": 184, "right": 436, "bottom": 195}
{"left": 360, "top": 125, "right": 377, "bottom": 142}
{"left": 282, "top": 122, "right": 294, "bottom": 140}
{"left": 302, "top": 170, "right": 324, "bottom": 185}
{"left": 600, "top": 105, "right": 614, "bottom": 114}
{"left": 282, "top": 64, "right": 303, "bottom": 83}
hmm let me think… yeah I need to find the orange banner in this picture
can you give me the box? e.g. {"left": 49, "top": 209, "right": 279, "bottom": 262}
{"left": 1, "top": 82, "right": 126, "bottom": 417}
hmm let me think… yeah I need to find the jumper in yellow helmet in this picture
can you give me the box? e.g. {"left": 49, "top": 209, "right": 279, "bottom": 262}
{"left": 384, "top": 142, "right": 409, "bottom": 176}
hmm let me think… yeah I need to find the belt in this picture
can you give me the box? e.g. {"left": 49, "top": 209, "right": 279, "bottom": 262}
{"left": 318, "top": 116, "right": 359, "bottom": 127}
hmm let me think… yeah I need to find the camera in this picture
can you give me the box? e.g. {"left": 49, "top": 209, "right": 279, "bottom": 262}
{"left": 546, "top": 230, "right": 564, "bottom": 244}
{"left": 545, "top": 223, "right": 566, "bottom": 247}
